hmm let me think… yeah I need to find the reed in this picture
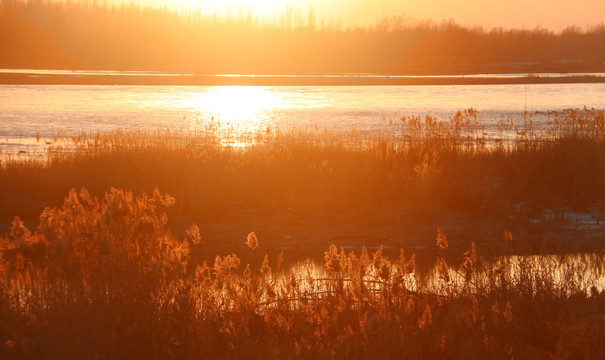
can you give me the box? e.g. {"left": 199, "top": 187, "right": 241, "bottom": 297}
{"left": 0, "top": 187, "right": 603, "bottom": 359}
{"left": 1, "top": 108, "right": 604, "bottom": 358}
{"left": 1, "top": 108, "right": 604, "bottom": 238}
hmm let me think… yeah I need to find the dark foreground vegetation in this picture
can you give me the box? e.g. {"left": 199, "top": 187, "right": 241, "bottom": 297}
{"left": 1, "top": 0, "right": 605, "bottom": 74}
{"left": 1, "top": 108, "right": 605, "bottom": 359}
{"left": 0, "top": 189, "right": 604, "bottom": 359}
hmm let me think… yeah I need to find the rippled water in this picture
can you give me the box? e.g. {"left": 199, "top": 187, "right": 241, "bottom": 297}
{"left": 1, "top": 82, "right": 605, "bottom": 152}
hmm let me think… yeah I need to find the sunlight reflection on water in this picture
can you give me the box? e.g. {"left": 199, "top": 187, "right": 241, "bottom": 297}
{"left": 1, "top": 83, "right": 605, "bottom": 154}
{"left": 174, "top": 86, "right": 283, "bottom": 128}
{"left": 284, "top": 252, "right": 605, "bottom": 298}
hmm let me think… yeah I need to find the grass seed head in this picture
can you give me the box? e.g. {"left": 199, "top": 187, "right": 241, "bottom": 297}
{"left": 245, "top": 232, "right": 259, "bottom": 250}
{"left": 436, "top": 228, "right": 448, "bottom": 250}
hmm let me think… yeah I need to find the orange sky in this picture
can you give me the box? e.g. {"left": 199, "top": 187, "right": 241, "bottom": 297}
{"left": 113, "top": 0, "right": 605, "bottom": 30}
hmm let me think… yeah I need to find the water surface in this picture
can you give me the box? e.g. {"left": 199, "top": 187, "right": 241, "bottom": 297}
{"left": 1, "top": 82, "right": 604, "bottom": 152}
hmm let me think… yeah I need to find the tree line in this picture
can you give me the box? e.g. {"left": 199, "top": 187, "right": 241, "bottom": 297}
{"left": 1, "top": 0, "right": 604, "bottom": 74}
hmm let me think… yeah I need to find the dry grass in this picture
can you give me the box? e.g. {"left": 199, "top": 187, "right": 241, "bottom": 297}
{"left": 0, "top": 187, "right": 603, "bottom": 359}
{"left": 1, "top": 108, "right": 604, "bottom": 358}
{"left": 1, "top": 108, "right": 604, "bottom": 230}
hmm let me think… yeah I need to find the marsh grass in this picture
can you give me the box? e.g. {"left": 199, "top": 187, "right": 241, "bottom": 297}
{"left": 1, "top": 108, "right": 604, "bottom": 229}
{"left": 0, "top": 188, "right": 603, "bottom": 359}
{"left": 1, "top": 109, "right": 605, "bottom": 358}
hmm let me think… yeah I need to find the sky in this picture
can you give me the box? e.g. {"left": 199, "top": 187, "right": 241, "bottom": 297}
{"left": 113, "top": 0, "right": 605, "bottom": 30}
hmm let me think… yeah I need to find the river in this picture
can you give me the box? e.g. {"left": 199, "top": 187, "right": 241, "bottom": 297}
{"left": 1, "top": 78, "right": 605, "bottom": 153}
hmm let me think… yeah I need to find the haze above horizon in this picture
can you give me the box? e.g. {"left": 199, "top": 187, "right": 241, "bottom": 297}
{"left": 108, "top": 0, "right": 605, "bottom": 30}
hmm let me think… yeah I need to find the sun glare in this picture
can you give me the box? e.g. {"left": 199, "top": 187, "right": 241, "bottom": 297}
{"left": 176, "top": 86, "right": 282, "bottom": 146}
{"left": 201, "top": 86, "right": 279, "bottom": 122}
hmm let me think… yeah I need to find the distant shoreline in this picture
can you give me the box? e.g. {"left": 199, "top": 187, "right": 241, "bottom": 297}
{"left": 1, "top": 72, "right": 605, "bottom": 86}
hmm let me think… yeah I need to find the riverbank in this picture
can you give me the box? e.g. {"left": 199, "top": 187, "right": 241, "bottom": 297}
{"left": 1, "top": 71, "right": 605, "bottom": 86}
